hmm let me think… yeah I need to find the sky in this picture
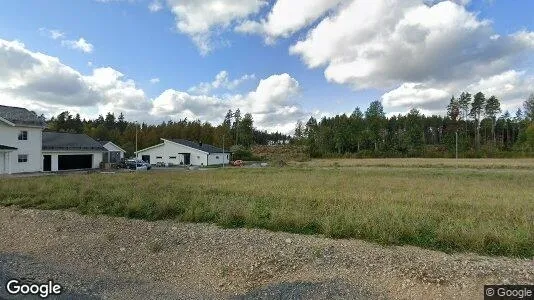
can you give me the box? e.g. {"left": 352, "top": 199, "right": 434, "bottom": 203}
{"left": 0, "top": 0, "right": 533, "bottom": 133}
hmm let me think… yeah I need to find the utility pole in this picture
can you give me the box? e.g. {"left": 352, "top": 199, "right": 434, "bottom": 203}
{"left": 222, "top": 134, "right": 225, "bottom": 169}
{"left": 135, "top": 122, "right": 138, "bottom": 158}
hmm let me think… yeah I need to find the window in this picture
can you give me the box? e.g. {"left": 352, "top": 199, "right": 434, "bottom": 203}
{"left": 156, "top": 156, "right": 163, "bottom": 159}
{"left": 227, "top": 155, "right": 229, "bottom": 159}
{"left": 18, "top": 131, "right": 28, "bottom": 140}
{"left": 18, "top": 154, "right": 28, "bottom": 163}
{"left": 197, "top": 156, "right": 200, "bottom": 159}
{"left": 169, "top": 156, "right": 177, "bottom": 159}
{"left": 215, "top": 156, "right": 220, "bottom": 159}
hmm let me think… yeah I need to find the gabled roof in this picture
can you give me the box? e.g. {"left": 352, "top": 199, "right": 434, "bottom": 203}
{"left": 99, "top": 140, "right": 127, "bottom": 153}
{"left": 0, "top": 105, "right": 46, "bottom": 127}
{"left": 166, "top": 139, "right": 228, "bottom": 154}
{"left": 0, "top": 144, "right": 17, "bottom": 151}
{"left": 42, "top": 132, "right": 107, "bottom": 152}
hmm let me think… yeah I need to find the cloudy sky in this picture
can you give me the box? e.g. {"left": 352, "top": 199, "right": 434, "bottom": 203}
{"left": 1, "top": 0, "right": 533, "bottom": 133}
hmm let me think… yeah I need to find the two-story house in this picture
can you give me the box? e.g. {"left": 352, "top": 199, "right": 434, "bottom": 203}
{"left": 0, "top": 105, "right": 46, "bottom": 174}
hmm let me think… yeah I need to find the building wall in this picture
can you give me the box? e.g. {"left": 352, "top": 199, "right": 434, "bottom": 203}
{"left": 103, "top": 142, "right": 125, "bottom": 159}
{"left": 207, "top": 153, "right": 230, "bottom": 165}
{"left": 41, "top": 151, "right": 104, "bottom": 171}
{"left": 0, "top": 122, "right": 42, "bottom": 173}
{"left": 136, "top": 140, "right": 210, "bottom": 166}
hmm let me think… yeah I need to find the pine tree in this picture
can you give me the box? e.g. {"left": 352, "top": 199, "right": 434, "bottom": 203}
{"left": 484, "top": 95, "right": 501, "bottom": 145}
{"left": 470, "top": 92, "right": 486, "bottom": 151}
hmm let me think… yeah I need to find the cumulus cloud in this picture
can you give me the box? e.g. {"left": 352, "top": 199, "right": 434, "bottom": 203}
{"left": 236, "top": 0, "right": 346, "bottom": 43}
{"left": 62, "top": 38, "right": 94, "bottom": 53}
{"left": 0, "top": 38, "right": 306, "bottom": 133}
{"left": 149, "top": 77, "right": 160, "bottom": 84}
{"left": 0, "top": 38, "right": 147, "bottom": 119}
{"left": 382, "top": 70, "right": 534, "bottom": 115}
{"left": 166, "top": 0, "right": 267, "bottom": 54}
{"left": 154, "top": 73, "right": 304, "bottom": 132}
{"left": 188, "top": 70, "right": 255, "bottom": 94}
{"left": 290, "top": 0, "right": 533, "bottom": 89}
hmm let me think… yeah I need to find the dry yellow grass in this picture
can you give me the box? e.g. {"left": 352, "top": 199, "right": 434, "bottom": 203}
{"left": 297, "top": 158, "right": 534, "bottom": 169}
{"left": 1, "top": 159, "right": 533, "bottom": 257}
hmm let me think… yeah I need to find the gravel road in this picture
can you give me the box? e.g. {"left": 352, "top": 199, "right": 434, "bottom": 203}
{"left": 0, "top": 207, "right": 532, "bottom": 299}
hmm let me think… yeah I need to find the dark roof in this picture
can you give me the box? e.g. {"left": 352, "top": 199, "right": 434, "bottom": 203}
{"left": 0, "top": 144, "right": 17, "bottom": 150}
{"left": 42, "top": 132, "right": 107, "bottom": 152}
{"left": 168, "top": 139, "right": 229, "bottom": 154}
{"left": 0, "top": 105, "right": 46, "bottom": 127}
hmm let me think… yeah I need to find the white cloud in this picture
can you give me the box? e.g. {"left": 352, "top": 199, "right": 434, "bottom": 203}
{"left": 290, "top": 0, "right": 533, "bottom": 90}
{"left": 148, "top": 0, "right": 163, "bottom": 12}
{"left": 382, "top": 70, "right": 534, "bottom": 115}
{"left": 62, "top": 38, "right": 94, "bottom": 53}
{"left": 154, "top": 73, "right": 303, "bottom": 132}
{"left": 0, "top": 37, "right": 307, "bottom": 132}
{"left": 236, "top": 0, "right": 346, "bottom": 43}
{"left": 188, "top": 70, "right": 255, "bottom": 94}
{"left": 166, "top": 0, "right": 267, "bottom": 54}
{"left": 39, "top": 28, "right": 65, "bottom": 40}
{"left": 149, "top": 77, "right": 160, "bottom": 84}
{"left": 0, "top": 38, "right": 147, "bottom": 120}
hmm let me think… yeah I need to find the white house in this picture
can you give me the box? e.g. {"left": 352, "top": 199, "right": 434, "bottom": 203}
{"left": 135, "top": 139, "right": 231, "bottom": 166}
{"left": 0, "top": 105, "right": 45, "bottom": 174}
{"left": 1, "top": 104, "right": 107, "bottom": 174}
{"left": 42, "top": 132, "right": 107, "bottom": 172}
{"left": 100, "top": 140, "right": 127, "bottom": 163}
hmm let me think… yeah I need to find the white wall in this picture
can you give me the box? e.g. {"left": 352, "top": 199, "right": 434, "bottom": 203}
{"left": 41, "top": 151, "right": 104, "bottom": 171}
{"left": 103, "top": 142, "right": 125, "bottom": 159}
{"left": 208, "top": 153, "right": 230, "bottom": 165}
{"left": 0, "top": 122, "right": 42, "bottom": 173}
{"left": 136, "top": 140, "right": 211, "bottom": 166}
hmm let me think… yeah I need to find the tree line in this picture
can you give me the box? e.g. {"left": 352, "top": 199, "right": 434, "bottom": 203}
{"left": 294, "top": 93, "right": 534, "bottom": 158}
{"left": 46, "top": 109, "right": 290, "bottom": 156}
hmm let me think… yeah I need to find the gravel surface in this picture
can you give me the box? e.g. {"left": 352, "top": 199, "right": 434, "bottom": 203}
{"left": 0, "top": 207, "right": 532, "bottom": 299}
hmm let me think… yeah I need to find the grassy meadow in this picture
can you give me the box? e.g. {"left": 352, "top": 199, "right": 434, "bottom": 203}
{"left": 1, "top": 159, "right": 533, "bottom": 257}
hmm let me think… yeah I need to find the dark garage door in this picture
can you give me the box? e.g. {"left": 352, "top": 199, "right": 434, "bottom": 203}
{"left": 58, "top": 155, "right": 92, "bottom": 170}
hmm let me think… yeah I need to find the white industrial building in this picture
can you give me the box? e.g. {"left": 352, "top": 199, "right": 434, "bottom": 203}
{"left": 135, "top": 138, "right": 230, "bottom": 166}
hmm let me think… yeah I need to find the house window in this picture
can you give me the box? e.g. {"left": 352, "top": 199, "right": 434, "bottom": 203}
{"left": 169, "top": 156, "right": 177, "bottom": 159}
{"left": 227, "top": 155, "right": 229, "bottom": 159}
{"left": 156, "top": 156, "right": 163, "bottom": 159}
{"left": 18, "top": 131, "right": 28, "bottom": 140}
{"left": 197, "top": 156, "right": 200, "bottom": 159}
{"left": 215, "top": 156, "right": 219, "bottom": 159}
{"left": 18, "top": 154, "right": 28, "bottom": 163}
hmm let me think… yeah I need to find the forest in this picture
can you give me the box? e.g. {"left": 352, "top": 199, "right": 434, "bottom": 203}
{"left": 46, "top": 92, "right": 534, "bottom": 158}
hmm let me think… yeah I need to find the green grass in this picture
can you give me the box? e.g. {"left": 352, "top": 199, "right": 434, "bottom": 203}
{"left": 1, "top": 159, "right": 533, "bottom": 258}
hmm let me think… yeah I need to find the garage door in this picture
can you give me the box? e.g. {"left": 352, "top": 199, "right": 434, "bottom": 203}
{"left": 58, "top": 155, "right": 92, "bottom": 170}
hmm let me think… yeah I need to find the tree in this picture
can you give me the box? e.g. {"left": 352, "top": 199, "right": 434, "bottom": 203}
{"left": 365, "top": 100, "right": 386, "bottom": 151}
{"left": 524, "top": 93, "right": 534, "bottom": 121}
{"left": 294, "top": 120, "right": 304, "bottom": 142}
{"left": 484, "top": 95, "right": 501, "bottom": 145}
{"left": 232, "top": 109, "right": 241, "bottom": 145}
{"left": 470, "top": 92, "right": 486, "bottom": 151}
{"left": 239, "top": 113, "right": 254, "bottom": 147}
{"left": 458, "top": 92, "right": 472, "bottom": 122}
{"left": 447, "top": 96, "right": 460, "bottom": 122}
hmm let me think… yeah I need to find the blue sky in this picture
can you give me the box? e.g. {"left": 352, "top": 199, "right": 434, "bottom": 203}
{"left": 1, "top": 0, "right": 533, "bottom": 133}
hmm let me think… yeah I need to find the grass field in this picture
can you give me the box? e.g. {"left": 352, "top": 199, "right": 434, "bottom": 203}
{"left": 1, "top": 159, "right": 533, "bottom": 258}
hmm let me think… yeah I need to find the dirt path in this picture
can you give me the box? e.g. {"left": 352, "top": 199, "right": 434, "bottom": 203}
{"left": 0, "top": 207, "right": 532, "bottom": 299}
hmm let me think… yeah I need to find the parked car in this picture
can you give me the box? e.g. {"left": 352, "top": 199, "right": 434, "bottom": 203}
{"left": 133, "top": 163, "right": 148, "bottom": 171}
{"left": 125, "top": 159, "right": 151, "bottom": 170}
